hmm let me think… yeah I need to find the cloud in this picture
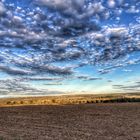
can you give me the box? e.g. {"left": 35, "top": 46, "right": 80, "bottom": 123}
{"left": 107, "top": 0, "right": 116, "bottom": 8}
{"left": 0, "top": 78, "right": 41, "bottom": 94}
{"left": 0, "top": 2, "right": 6, "bottom": 16}
{"left": 122, "top": 69, "right": 132, "bottom": 72}
{"left": 34, "top": 0, "right": 103, "bottom": 20}
{"left": 0, "top": 65, "right": 34, "bottom": 75}
{"left": 98, "top": 69, "right": 111, "bottom": 75}
{"left": 34, "top": 0, "right": 102, "bottom": 36}
{"left": 38, "top": 64, "right": 74, "bottom": 75}
{"left": 0, "top": 0, "right": 140, "bottom": 95}
{"left": 112, "top": 81, "right": 140, "bottom": 92}
{"left": 77, "top": 75, "right": 102, "bottom": 81}
{"left": 28, "top": 76, "right": 63, "bottom": 81}
{"left": 87, "top": 77, "right": 102, "bottom": 81}
{"left": 0, "top": 78, "right": 64, "bottom": 97}
{"left": 0, "top": 0, "right": 139, "bottom": 76}
{"left": 107, "top": 80, "right": 113, "bottom": 83}
{"left": 44, "top": 83, "right": 63, "bottom": 86}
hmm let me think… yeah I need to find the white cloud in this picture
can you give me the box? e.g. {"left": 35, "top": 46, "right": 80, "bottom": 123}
{"left": 107, "top": 0, "right": 116, "bottom": 8}
{"left": 0, "top": 0, "right": 140, "bottom": 95}
{"left": 0, "top": 2, "right": 6, "bottom": 15}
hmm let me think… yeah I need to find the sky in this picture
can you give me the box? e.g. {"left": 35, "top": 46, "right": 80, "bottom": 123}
{"left": 0, "top": 0, "right": 140, "bottom": 97}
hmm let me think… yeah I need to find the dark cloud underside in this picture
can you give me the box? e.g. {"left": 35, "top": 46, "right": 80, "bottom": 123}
{"left": 0, "top": 0, "right": 140, "bottom": 96}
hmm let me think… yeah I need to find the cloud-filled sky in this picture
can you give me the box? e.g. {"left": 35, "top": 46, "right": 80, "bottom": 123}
{"left": 0, "top": 0, "right": 140, "bottom": 97}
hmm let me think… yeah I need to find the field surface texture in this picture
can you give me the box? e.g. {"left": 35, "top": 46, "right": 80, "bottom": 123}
{"left": 0, "top": 103, "right": 140, "bottom": 140}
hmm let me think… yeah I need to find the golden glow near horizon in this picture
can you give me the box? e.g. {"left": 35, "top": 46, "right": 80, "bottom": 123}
{"left": 0, "top": 0, "right": 140, "bottom": 97}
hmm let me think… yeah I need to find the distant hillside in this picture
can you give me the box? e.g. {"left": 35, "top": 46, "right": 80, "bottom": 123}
{"left": 0, "top": 93, "right": 140, "bottom": 107}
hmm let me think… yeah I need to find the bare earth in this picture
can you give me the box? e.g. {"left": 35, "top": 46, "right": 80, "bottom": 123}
{"left": 0, "top": 103, "right": 140, "bottom": 140}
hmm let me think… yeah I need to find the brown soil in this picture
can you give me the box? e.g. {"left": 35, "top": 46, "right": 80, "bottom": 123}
{"left": 0, "top": 103, "right": 140, "bottom": 140}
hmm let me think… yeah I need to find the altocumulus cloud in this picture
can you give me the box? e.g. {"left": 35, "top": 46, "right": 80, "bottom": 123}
{"left": 0, "top": 0, "right": 139, "bottom": 96}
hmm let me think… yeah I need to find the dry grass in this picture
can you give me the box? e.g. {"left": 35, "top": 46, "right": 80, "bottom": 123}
{"left": 0, "top": 93, "right": 140, "bottom": 107}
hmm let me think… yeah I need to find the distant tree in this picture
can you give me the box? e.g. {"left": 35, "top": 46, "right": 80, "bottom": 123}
{"left": 6, "top": 101, "right": 11, "bottom": 105}
{"left": 20, "top": 101, "right": 24, "bottom": 104}
{"left": 52, "top": 99, "right": 56, "bottom": 103}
